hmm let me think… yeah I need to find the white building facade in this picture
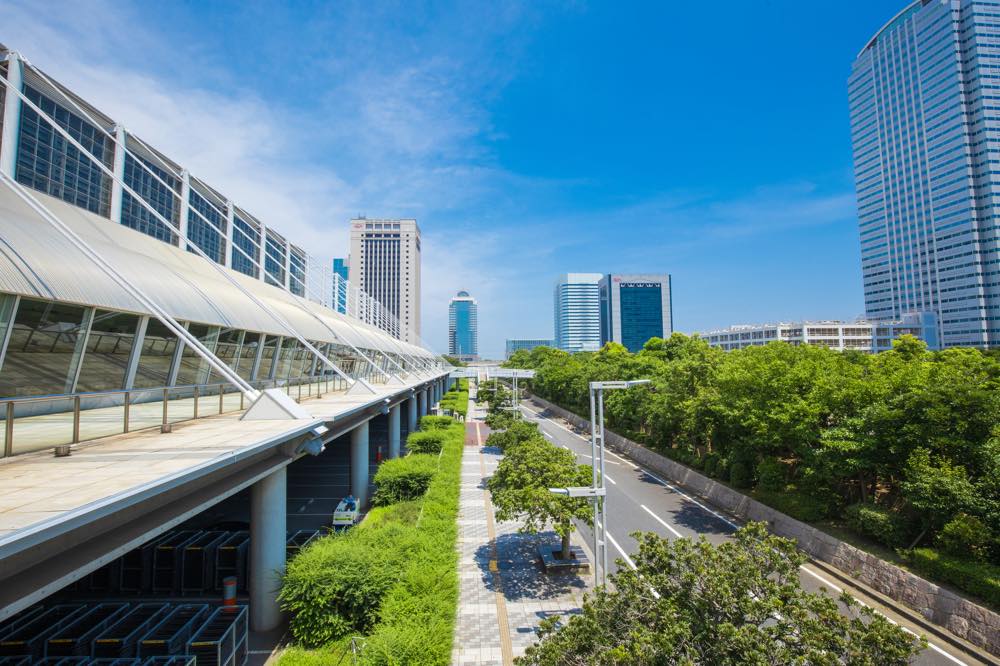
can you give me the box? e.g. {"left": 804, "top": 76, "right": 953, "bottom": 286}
{"left": 849, "top": 1, "right": 1000, "bottom": 349}
{"left": 554, "top": 273, "right": 603, "bottom": 353}
{"left": 348, "top": 218, "right": 421, "bottom": 344}
{"left": 702, "top": 313, "right": 938, "bottom": 353}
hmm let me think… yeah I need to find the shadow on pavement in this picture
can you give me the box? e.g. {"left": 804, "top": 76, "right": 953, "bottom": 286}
{"left": 475, "top": 531, "right": 589, "bottom": 602}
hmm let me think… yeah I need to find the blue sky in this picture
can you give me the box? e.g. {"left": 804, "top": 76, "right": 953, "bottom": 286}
{"left": 9, "top": 1, "right": 906, "bottom": 357}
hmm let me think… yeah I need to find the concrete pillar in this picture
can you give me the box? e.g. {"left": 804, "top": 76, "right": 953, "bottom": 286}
{"left": 178, "top": 170, "right": 191, "bottom": 242}
{"left": 250, "top": 467, "right": 286, "bottom": 632}
{"left": 0, "top": 51, "right": 23, "bottom": 179}
{"left": 110, "top": 125, "right": 126, "bottom": 224}
{"left": 418, "top": 388, "right": 427, "bottom": 417}
{"left": 388, "top": 403, "right": 401, "bottom": 459}
{"left": 351, "top": 421, "right": 370, "bottom": 507}
{"left": 407, "top": 395, "right": 418, "bottom": 433}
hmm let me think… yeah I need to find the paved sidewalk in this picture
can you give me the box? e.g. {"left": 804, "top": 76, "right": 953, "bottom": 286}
{"left": 453, "top": 398, "right": 592, "bottom": 666}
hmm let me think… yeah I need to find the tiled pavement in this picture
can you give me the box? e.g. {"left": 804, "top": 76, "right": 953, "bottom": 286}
{"left": 453, "top": 398, "right": 592, "bottom": 666}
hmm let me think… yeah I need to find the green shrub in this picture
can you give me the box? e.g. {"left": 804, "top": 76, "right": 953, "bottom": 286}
{"left": 420, "top": 415, "right": 455, "bottom": 431}
{"left": 406, "top": 430, "right": 448, "bottom": 455}
{"left": 279, "top": 420, "right": 466, "bottom": 663}
{"left": 702, "top": 453, "right": 721, "bottom": 478}
{"left": 486, "top": 420, "right": 540, "bottom": 453}
{"left": 754, "top": 486, "right": 835, "bottom": 522}
{"left": 485, "top": 410, "right": 518, "bottom": 430}
{"left": 728, "top": 460, "right": 753, "bottom": 489}
{"left": 372, "top": 454, "right": 439, "bottom": 506}
{"left": 756, "top": 457, "right": 785, "bottom": 492}
{"left": 280, "top": 524, "right": 415, "bottom": 646}
{"left": 845, "top": 502, "right": 918, "bottom": 549}
{"left": 908, "top": 548, "right": 1000, "bottom": 609}
{"left": 936, "top": 513, "right": 992, "bottom": 561}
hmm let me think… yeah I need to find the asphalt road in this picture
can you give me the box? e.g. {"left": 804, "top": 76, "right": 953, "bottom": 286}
{"left": 517, "top": 400, "right": 989, "bottom": 666}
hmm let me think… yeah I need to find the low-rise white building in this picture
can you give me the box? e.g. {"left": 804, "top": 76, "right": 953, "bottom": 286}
{"left": 700, "top": 312, "right": 938, "bottom": 353}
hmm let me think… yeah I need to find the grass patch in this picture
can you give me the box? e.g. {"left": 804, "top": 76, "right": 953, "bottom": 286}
{"left": 279, "top": 419, "right": 465, "bottom": 664}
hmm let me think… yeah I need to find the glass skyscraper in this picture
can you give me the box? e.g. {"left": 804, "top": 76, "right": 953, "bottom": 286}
{"left": 849, "top": 0, "right": 1000, "bottom": 348}
{"left": 554, "top": 273, "right": 603, "bottom": 352}
{"left": 599, "top": 274, "right": 673, "bottom": 352}
{"left": 332, "top": 257, "right": 348, "bottom": 313}
{"left": 448, "top": 290, "right": 479, "bottom": 361}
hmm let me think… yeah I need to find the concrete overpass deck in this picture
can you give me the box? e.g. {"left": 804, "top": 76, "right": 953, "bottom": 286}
{"left": 0, "top": 371, "right": 450, "bottom": 626}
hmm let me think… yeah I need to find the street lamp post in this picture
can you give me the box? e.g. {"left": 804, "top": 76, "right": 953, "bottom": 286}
{"left": 588, "top": 379, "right": 651, "bottom": 587}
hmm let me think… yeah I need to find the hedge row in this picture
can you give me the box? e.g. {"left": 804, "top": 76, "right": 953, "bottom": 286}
{"left": 279, "top": 419, "right": 465, "bottom": 664}
{"left": 907, "top": 548, "right": 1000, "bottom": 609}
{"left": 406, "top": 430, "right": 449, "bottom": 455}
{"left": 372, "top": 454, "right": 439, "bottom": 506}
{"left": 438, "top": 379, "right": 469, "bottom": 417}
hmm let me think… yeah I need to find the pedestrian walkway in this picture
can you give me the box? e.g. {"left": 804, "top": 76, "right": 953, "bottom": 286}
{"left": 453, "top": 396, "right": 592, "bottom": 666}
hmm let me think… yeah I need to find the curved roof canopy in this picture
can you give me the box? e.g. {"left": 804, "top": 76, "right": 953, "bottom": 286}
{"left": 0, "top": 186, "right": 433, "bottom": 359}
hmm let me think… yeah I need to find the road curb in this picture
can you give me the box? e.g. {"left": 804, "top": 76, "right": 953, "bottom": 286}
{"left": 805, "top": 557, "right": 999, "bottom": 666}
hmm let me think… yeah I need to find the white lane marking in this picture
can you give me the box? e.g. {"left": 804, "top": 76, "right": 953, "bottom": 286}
{"left": 639, "top": 468, "right": 740, "bottom": 530}
{"left": 527, "top": 403, "right": 966, "bottom": 664}
{"left": 576, "top": 453, "right": 620, "bottom": 465}
{"left": 605, "top": 474, "right": 617, "bottom": 485}
{"left": 598, "top": 523, "right": 661, "bottom": 600}
{"left": 604, "top": 529, "right": 637, "bottom": 570}
{"left": 640, "top": 504, "right": 683, "bottom": 538}
{"left": 543, "top": 432, "right": 553, "bottom": 439}
{"left": 799, "top": 564, "right": 843, "bottom": 593}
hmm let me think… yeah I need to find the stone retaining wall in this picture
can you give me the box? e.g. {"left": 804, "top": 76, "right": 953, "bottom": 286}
{"left": 527, "top": 394, "right": 1000, "bottom": 656}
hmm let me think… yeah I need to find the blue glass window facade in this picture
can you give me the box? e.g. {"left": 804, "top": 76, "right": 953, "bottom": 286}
{"left": 850, "top": 0, "right": 1000, "bottom": 348}
{"left": 187, "top": 188, "right": 226, "bottom": 264}
{"left": 448, "top": 292, "right": 478, "bottom": 358}
{"left": 231, "top": 214, "right": 260, "bottom": 278}
{"left": 289, "top": 248, "right": 306, "bottom": 297}
{"left": 618, "top": 284, "right": 663, "bottom": 352}
{"left": 121, "top": 153, "right": 179, "bottom": 244}
{"left": 16, "top": 86, "right": 112, "bottom": 216}
{"left": 264, "top": 233, "right": 286, "bottom": 287}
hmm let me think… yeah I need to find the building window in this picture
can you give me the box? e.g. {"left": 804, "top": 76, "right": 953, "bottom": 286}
{"left": 0, "top": 297, "right": 90, "bottom": 397}
{"left": 75, "top": 310, "right": 141, "bottom": 392}
{"left": 16, "top": 86, "right": 113, "bottom": 217}
{"left": 187, "top": 189, "right": 227, "bottom": 264}
{"left": 121, "top": 153, "right": 179, "bottom": 244}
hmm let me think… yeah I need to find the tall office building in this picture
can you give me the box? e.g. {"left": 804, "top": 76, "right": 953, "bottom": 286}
{"left": 348, "top": 218, "right": 421, "bottom": 343}
{"left": 448, "top": 290, "right": 479, "bottom": 361}
{"left": 599, "top": 274, "right": 673, "bottom": 352}
{"left": 332, "top": 257, "right": 348, "bottom": 314}
{"left": 849, "top": 0, "right": 1000, "bottom": 349}
{"left": 554, "top": 273, "right": 603, "bottom": 352}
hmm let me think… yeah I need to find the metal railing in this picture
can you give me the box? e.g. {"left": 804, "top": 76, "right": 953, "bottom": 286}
{"left": 0, "top": 375, "right": 351, "bottom": 459}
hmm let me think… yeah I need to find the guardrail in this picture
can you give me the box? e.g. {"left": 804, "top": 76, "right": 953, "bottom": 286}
{"left": 0, "top": 375, "right": 349, "bottom": 459}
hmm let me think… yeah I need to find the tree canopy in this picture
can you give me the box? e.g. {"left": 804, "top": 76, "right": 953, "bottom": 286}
{"left": 505, "top": 337, "right": 1000, "bottom": 575}
{"left": 517, "top": 523, "right": 923, "bottom": 665}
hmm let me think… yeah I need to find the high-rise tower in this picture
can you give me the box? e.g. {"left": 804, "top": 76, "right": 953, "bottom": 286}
{"left": 448, "top": 290, "right": 479, "bottom": 361}
{"left": 849, "top": 0, "right": 999, "bottom": 348}
{"left": 554, "top": 273, "right": 603, "bottom": 352}
{"left": 348, "top": 218, "right": 421, "bottom": 343}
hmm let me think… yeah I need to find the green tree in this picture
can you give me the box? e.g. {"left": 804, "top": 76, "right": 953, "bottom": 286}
{"left": 901, "top": 448, "right": 979, "bottom": 546}
{"left": 488, "top": 436, "right": 593, "bottom": 559}
{"left": 517, "top": 523, "right": 922, "bottom": 665}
